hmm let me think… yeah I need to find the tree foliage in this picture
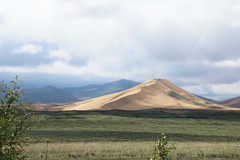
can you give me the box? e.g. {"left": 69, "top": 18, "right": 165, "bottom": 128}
{"left": 0, "top": 76, "right": 33, "bottom": 159}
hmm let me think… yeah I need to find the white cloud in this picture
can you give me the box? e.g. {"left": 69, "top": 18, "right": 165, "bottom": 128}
{"left": 12, "top": 44, "right": 42, "bottom": 54}
{"left": 211, "top": 81, "right": 240, "bottom": 94}
{"left": 0, "top": 58, "right": 165, "bottom": 82}
{"left": 46, "top": 49, "right": 72, "bottom": 61}
{"left": 213, "top": 58, "right": 240, "bottom": 67}
{"left": 0, "top": 61, "right": 86, "bottom": 75}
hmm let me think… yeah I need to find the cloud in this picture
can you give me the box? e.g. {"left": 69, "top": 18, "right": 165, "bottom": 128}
{"left": 213, "top": 58, "right": 240, "bottom": 67}
{"left": 0, "top": 61, "right": 85, "bottom": 75}
{"left": 1, "top": 0, "right": 240, "bottom": 99}
{"left": 211, "top": 81, "right": 240, "bottom": 94}
{"left": 46, "top": 49, "right": 72, "bottom": 61}
{"left": 12, "top": 44, "right": 42, "bottom": 54}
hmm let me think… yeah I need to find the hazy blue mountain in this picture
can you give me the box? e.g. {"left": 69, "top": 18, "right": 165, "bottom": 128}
{"left": 193, "top": 94, "right": 217, "bottom": 103}
{"left": 22, "top": 86, "right": 80, "bottom": 103}
{"left": 63, "top": 79, "right": 141, "bottom": 100}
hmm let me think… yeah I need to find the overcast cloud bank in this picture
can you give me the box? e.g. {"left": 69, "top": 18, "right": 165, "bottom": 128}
{"left": 1, "top": 0, "right": 240, "bottom": 100}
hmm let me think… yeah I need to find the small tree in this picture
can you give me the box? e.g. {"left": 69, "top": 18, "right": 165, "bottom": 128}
{"left": 0, "top": 76, "right": 33, "bottom": 159}
{"left": 149, "top": 132, "right": 176, "bottom": 160}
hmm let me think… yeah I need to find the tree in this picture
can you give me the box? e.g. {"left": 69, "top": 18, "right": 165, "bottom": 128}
{"left": 149, "top": 131, "right": 176, "bottom": 160}
{"left": 0, "top": 76, "right": 33, "bottom": 159}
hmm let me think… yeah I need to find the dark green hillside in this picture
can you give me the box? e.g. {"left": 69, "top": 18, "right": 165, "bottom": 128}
{"left": 63, "top": 79, "right": 140, "bottom": 100}
{"left": 23, "top": 86, "right": 80, "bottom": 103}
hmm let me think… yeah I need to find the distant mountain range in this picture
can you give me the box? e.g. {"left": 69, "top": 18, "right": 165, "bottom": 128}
{"left": 194, "top": 94, "right": 217, "bottom": 103}
{"left": 62, "top": 79, "right": 140, "bottom": 100}
{"left": 39, "top": 79, "right": 236, "bottom": 111}
{"left": 22, "top": 79, "right": 240, "bottom": 109}
{"left": 22, "top": 86, "right": 80, "bottom": 103}
{"left": 23, "top": 79, "right": 140, "bottom": 103}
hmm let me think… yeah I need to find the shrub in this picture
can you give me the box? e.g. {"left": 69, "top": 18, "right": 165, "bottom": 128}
{"left": 149, "top": 131, "right": 175, "bottom": 160}
{"left": 0, "top": 76, "right": 34, "bottom": 159}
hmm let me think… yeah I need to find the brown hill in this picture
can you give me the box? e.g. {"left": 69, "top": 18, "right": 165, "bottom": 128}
{"left": 60, "top": 79, "right": 231, "bottom": 111}
{"left": 217, "top": 96, "right": 240, "bottom": 108}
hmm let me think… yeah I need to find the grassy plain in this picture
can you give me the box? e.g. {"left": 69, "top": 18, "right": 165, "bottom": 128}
{"left": 25, "top": 109, "right": 240, "bottom": 159}
{"left": 24, "top": 141, "right": 240, "bottom": 160}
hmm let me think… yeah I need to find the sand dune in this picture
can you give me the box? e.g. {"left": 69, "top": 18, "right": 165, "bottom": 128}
{"left": 61, "top": 79, "right": 232, "bottom": 111}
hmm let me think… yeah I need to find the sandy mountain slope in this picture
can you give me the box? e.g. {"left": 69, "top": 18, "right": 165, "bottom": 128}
{"left": 61, "top": 79, "right": 230, "bottom": 111}
{"left": 217, "top": 96, "right": 240, "bottom": 108}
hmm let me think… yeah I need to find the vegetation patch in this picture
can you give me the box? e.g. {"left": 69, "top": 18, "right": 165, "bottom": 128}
{"left": 168, "top": 91, "right": 190, "bottom": 101}
{"left": 168, "top": 91, "right": 207, "bottom": 107}
{"left": 192, "top": 101, "right": 206, "bottom": 107}
{"left": 210, "top": 106, "right": 223, "bottom": 109}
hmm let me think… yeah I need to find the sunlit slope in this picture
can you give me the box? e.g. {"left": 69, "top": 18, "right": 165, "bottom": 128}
{"left": 62, "top": 79, "right": 229, "bottom": 111}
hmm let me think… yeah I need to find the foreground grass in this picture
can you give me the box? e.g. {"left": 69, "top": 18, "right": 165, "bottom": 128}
{"left": 24, "top": 141, "right": 240, "bottom": 160}
{"left": 25, "top": 110, "right": 240, "bottom": 159}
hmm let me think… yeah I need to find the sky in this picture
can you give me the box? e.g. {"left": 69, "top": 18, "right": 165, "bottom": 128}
{"left": 1, "top": 0, "right": 240, "bottom": 100}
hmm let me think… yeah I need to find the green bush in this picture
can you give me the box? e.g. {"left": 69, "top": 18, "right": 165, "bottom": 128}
{"left": 149, "top": 131, "right": 175, "bottom": 160}
{"left": 0, "top": 76, "right": 34, "bottom": 159}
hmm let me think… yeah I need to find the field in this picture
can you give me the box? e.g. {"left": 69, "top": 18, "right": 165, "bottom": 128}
{"left": 25, "top": 109, "right": 240, "bottom": 159}
{"left": 24, "top": 141, "right": 240, "bottom": 160}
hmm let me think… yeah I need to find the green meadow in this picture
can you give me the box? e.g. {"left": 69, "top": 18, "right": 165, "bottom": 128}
{"left": 25, "top": 109, "right": 240, "bottom": 159}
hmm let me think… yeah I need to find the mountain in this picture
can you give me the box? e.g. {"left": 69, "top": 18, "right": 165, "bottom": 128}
{"left": 62, "top": 79, "right": 140, "bottom": 100}
{"left": 61, "top": 79, "right": 230, "bottom": 111}
{"left": 194, "top": 94, "right": 217, "bottom": 103}
{"left": 22, "top": 86, "right": 80, "bottom": 103}
{"left": 217, "top": 96, "right": 240, "bottom": 108}
{"left": 19, "top": 79, "right": 140, "bottom": 104}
